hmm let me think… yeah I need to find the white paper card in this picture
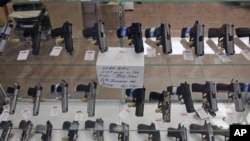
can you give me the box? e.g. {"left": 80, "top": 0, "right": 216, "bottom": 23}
{"left": 17, "top": 50, "right": 29, "bottom": 60}
{"left": 50, "top": 105, "right": 60, "bottom": 117}
{"left": 119, "top": 107, "right": 131, "bottom": 119}
{"left": 180, "top": 112, "right": 188, "bottom": 124}
{"left": 0, "top": 110, "right": 9, "bottom": 121}
{"left": 147, "top": 48, "right": 156, "bottom": 57}
{"left": 195, "top": 108, "right": 209, "bottom": 119}
{"left": 50, "top": 46, "right": 63, "bottom": 56}
{"left": 182, "top": 49, "right": 194, "bottom": 60}
{"left": 74, "top": 110, "right": 84, "bottom": 121}
{"left": 84, "top": 50, "right": 95, "bottom": 61}
{"left": 21, "top": 108, "right": 32, "bottom": 120}
{"left": 154, "top": 118, "right": 164, "bottom": 130}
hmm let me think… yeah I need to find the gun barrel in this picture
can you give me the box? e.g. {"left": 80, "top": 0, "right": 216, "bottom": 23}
{"left": 235, "top": 28, "right": 250, "bottom": 38}
{"left": 161, "top": 23, "right": 172, "bottom": 54}
{"left": 33, "top": 85, "right": 42, "bottom": 116}
{"left": 8, "top": 83, "right": 20, "bottom": 115}
{"left": 63, "top": 21, "right": 73, "bottom": 55}
{"left": 0, "top": 21, "right": 13, "bottom": 55}
{"left": 31, "top": 24, "right": 42, "bottom": 55}
{"left": 167, "top": 126, "right": 187, "bottom": 141}
{"left": 0, "top": 121, "right": 13, "bottom": 141}
{"left": 61, "top": 82, "right": 68, "bottom": 113}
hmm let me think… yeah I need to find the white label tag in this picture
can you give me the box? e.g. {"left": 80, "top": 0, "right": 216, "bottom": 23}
{"left": 118, "top": 107, "right": 131, "bottom": 119}
{"left": 0, "top": 110, "right": 9, "bottom": 120}
{"left": 182, "top": 49, "right": 194, "bottom": 60}
{"left": 84, "top": 50, "right": 95, "bottom": 61}
{"left": 50, "top": 46, "right": 62, "bottom": 56}
{"left": 195, "top": 108, "right": 209, "bottom": 120}
{"left": 241, "top": 49, "right": 250, "bottom": 60}
{"left": 147, "top": 48, "right": 156, "bottom": 57}
{"left": 115, "top": 49, "right": 126, "bottom": 60}
{"left": 226, "top": 112, "right": 237, "bottom": 124}
{"left": 17, "top": 50, "right": 29, "bottom": 60}
{"left": 154, "top": 118, "right": 164, "bottom": 130}
{"left": 216, "top": 52, "right": 231, "bottom": 62}
{"left": 172, "top": 86, "right": 177, "bottom": 94}
{"left": 180, "top": 112, "right": 188, "bottom": 124}
{"left": 50, "top": 105, "right": 60, "bottom": 117}
{"left": 74, "top": 110, "right": 84, "bottom": 121}
{"left": 21, "top": 108, "right": 32, "bottom": 120}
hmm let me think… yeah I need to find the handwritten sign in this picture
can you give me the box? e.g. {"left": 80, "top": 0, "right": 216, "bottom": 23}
{"left": 96, "top": 47, "right": 144, "bottom": 89}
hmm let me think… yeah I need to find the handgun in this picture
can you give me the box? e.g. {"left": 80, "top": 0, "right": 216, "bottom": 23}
{"left": 149, "top": 90, "right": 171, "bottom": 122}
{"left": 117, "top": 22, "right": 144, "bottom": 53}
{"left": 181, "top": 21, "right": 205, "bottom": 56}
{"left": 51, "top": 80, "right": 69, "bottom": 113}
{"left": 0, "top": 120, "right": 13, "bottom": 141}
{"left": 82, "top": 20, "right": 108, "bottom": 53}
{"left": 0, "top": 20, "right": 13, "bottom": 55}
{"left": 137, "top": 122, "right": 161, "bottom": 141}
{"left": 192, "top": 81, "right": 218, "bottom": 116}
{"left": 62, "top": 121, "right": 79, "bottom": 141}
{"left": 167, "top": 82, "right": 195, "bottom": 113}
{"left": 51, "top": 21, "right": 73, "bottom": 55}
{"left": 7, "top": 82, "right": 20, "bottom": 115}
{"left": 145, "top": 23, "right": 172, "bottom": 54}
{"left": 167, "top": 123, "right": 188, "bottom": 141}
{"left": 19, "top": 120, "right": 33, "bottom": 141}
{"left": 189, "top": 121, "right": 215, "bottom": 141}
{"left": 85, "top": 118, "right": 104, "bottom": 141}
{"left": 109, "top": 122, "right": 129, "bottom": 141}
{"left": 27, "top": 83, "right": 43, "bottom": 116}
{"left": 35, "top": 120, "right": 53, "bottom": 141}
{"left": 208, "top": 24, "right": 235, "bottom": 55}
{"left": 126, "top": 87, "right": 146, "bottom": 117}
{"left": 216, "top": 79, "right": 245, "bottom": 112}
{"left": 23, "top": 23, "right": 42, "bottom": 55}
{"left": 235, "top": 27, "right": 250, "bottom": 44}
{"left": 212, "top": 125, "right": 230, "bottom": 141}
{"left": 75, "top": 80, "right": 97, "bottom": 117}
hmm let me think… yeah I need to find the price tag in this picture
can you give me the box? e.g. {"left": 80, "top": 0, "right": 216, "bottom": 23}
{"left": 182, "top": 49, "right": 193, "bottom": 60}
{"left": 50, "top": 105, "right": 60, "bottom": 117}
{"left": 0, "top": 110, "right": 9, "bottom": 121}
{"left": 84, "top": 50, "right": 95, "bottom": 61}
{"left": 50, "top": 46, "right": 62, "bottom": 56}
{"left": 74, "top": 110, "right": 83, "bottom": 121}
{"left": 147, "top": 48, "right": 156, "bottom": 57}
{"left": 154, "top": 118, "right": 164, "bottom": 130}
{"left": 180, "top": 112, "right": 188, "bottom": 124}
{"left": 119, "top": 107, "right": 131, "bottom": 119}
{"left": 2, "top": 105, "right": 10, "bottom": 111}
{"left": 195, "top": 108, "right": 209, "bottom": 120}
{"left": 227, "top": 112, "right": 237, "bottom": 124}
{"left": 216, "top": 52, "right": 231, "bottom": 62}
{"left": 21, "top": 108, "right": 32, "bottom": 120}
{"left": 17, "top": 50, "right": 29, "bottom": 60}
{"left": 241, "top": 49, "right": 250, "bottom": 60}
{"left": 16, "top": 138, "right": 21, "bottom": 141}
{"left": 115, "top": 49, "right": 126, "bottom": 60}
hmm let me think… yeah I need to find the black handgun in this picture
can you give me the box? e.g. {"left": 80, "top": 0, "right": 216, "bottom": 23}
{"left": 137, "top": 122, "right": 161, "bottom": 141}
{"left": 0, "top": 120, "right": 13, "bottom": 141}
{"left": 117, "top": 22, "right": 144, "bottom": 53}
{"left": 51, "top": 21, "right": 73, "bottom": 55}
{"left": 145, "top": 23, "right": 172, "bottom": 54}
{"left": 189, "top": 121, "right": 215, "bottom": 141}
{"left": 62, "top": 121, "right": 79, "bottom": 141}
{"left": 0, "top": 20, "right": 13, "bottom": 55}
{"left": 235, "top": 27, "right": 250, "bottom": 44}
{"left": 82, "top": 20, "right": 108, "bottom": 53}
{"left": 167, "top": 123, "right": 188, "bottom": 141}
{"left": 216, "top": 79, "right": 245, "bottom": 112}
{"left": 149, "top": 90, "right": 171, "bottom": 122}
{"left": 7, "top": 82, "right": 20, "bottom": 115}
{"left": 192, "top": 81, "right": 218, "bottom": 116}
{"left": 51, "top": 80, "right": 69, "bottom": 113}
{"left": 126, "top": 87, "right": 145, "bottom": 117}
{"left": 212, "top": 125, "right": 230, "bottom": 141}
{"left": 27, "top": 83, "right": 43, "bottom": 116}
{"left": 35, "top": 120, "right": 53, "bottom": 141}
{"left": 19, "top": 120, "right": 33, "bottom": 141}
{"left": 23, "top": 23, "right": 42, "bottom": 55}
{"left": 181, "top": 21, "right": 205, "bottom": 56}
{"left": 208, "top": 24, "right": 235, "bottom": 55}
{"left": 167, "top": 82, "right": 195, "bottom": 113}
{"left": 75, "top": 80, "right": 97, "bottom": 117}
{"left": 85, "top": 118, "right": 104, "bottom": 141}
{"left": 109, "top": 122, "right": 129, "bottom": 141}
